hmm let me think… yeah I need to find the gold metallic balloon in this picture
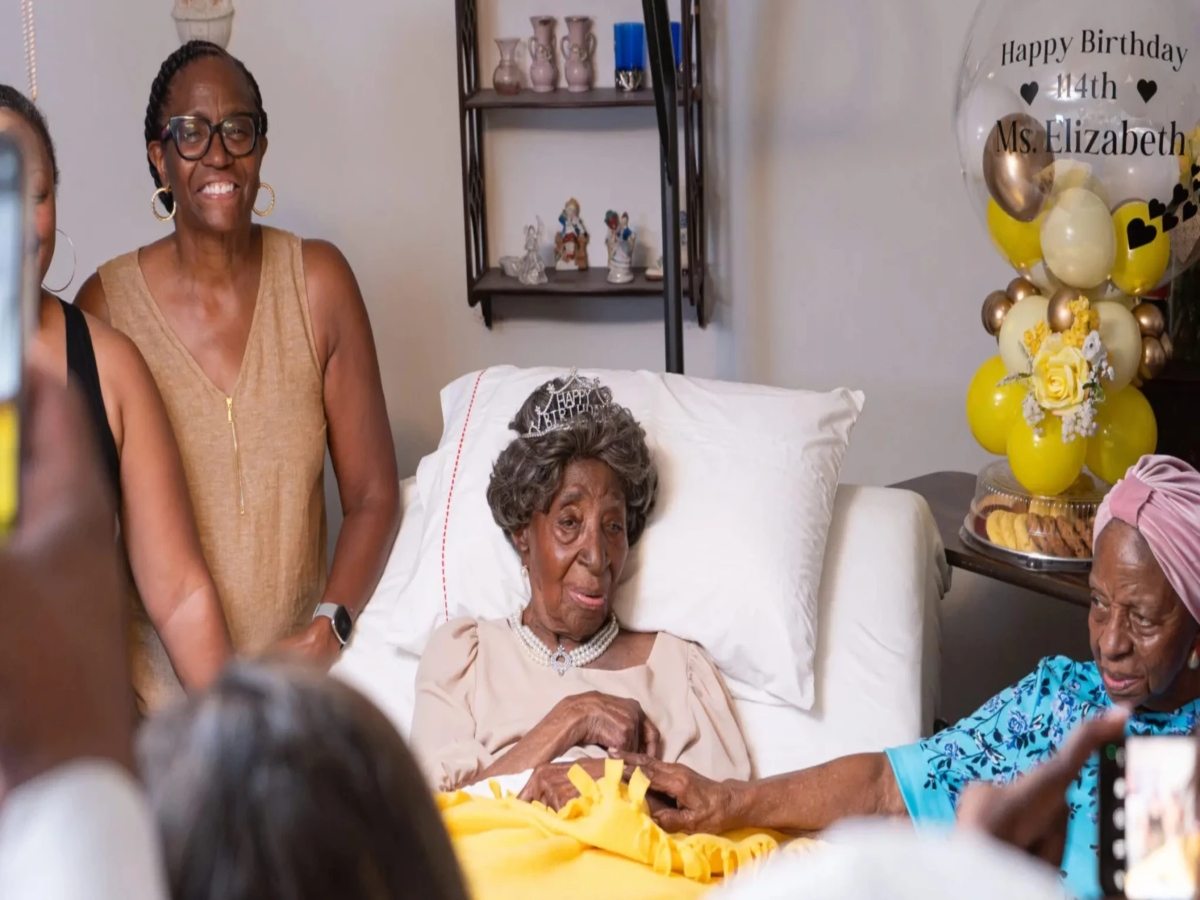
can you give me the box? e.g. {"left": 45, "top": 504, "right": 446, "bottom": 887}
{"left": 1160, "top": 331, "right": 1175, "bottom": 361}
{"left": 983, "top": 114, "right": 1054, "bottom": 223}
{"left": 1006, "top": 277, "right": 1040, "bottom": 304}
{"left": 1139, "top": 336, "right": 1167, "bottom": 381}
{"left": 1132, "top": 302, "right": 1166, "bottom": 339}
{"left": 1048, "top": 289, "right": 1083, "bottom": 333}
{"left": 982, "top": 291, "right": 1014, "bottom": 337}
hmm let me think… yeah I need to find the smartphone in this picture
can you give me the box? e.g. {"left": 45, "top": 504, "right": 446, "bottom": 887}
{"left": 1101, "top": 735, "right": 1200, "bottom": 899}
{"left": 0, "top": 130, "right": 31, "bottom": 537}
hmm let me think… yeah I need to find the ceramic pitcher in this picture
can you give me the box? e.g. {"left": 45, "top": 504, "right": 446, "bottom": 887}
{"left": 529, "top": 16, "right": 558, "bottom": 92}
{"left": 561, "top": 16, "right": 595, "bottom": 93}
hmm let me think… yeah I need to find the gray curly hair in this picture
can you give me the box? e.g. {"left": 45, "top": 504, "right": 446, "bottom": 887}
{"left": 486, "top": 377, "right": 658, "bottom": 546}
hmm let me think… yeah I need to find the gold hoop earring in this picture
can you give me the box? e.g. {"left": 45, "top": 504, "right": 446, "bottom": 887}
{"left": 254, "top": 181, "right": 276, "bottom": 217}
{"left": 151, "top": 187, "right": 176, "bottom": 223}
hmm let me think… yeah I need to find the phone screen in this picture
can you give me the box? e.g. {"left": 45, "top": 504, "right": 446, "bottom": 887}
{"left": 1102, "top": 735, "right": 1200, "bottom": 900}
{"left": 0, "top": 134, "right": 26, "bottom": 534}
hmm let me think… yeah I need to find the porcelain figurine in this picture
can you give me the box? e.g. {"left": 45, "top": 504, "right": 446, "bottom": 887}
{"left": 518, "top": 218, "right": 548, "bottom": 285}
{"left": 529, "top": 16, "right": 558, "bottom": 92}
{"left": 605, "top": 210, "right": 636, "bottom": 284}
{"left": 561, "top": 16, "right": 595, "bottom": 93}
{"left": 555, "top": 199, "right": 589, "bottom": 271}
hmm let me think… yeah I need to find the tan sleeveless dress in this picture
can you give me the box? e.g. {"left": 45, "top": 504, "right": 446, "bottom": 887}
{"left": 99, "top": 226, "right": 328, "bottom": 710}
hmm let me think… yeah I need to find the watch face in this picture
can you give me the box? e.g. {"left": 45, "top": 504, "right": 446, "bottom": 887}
{"left": 333, "top": 606, "right": 353, "bottom": 643}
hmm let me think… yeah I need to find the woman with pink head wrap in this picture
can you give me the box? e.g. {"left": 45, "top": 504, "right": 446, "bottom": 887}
{"left": 1089, "top": 454, "right": 1200, "bottom": 709}
{"left": 621, "top": 454, "right": 1200, "bottom": 900}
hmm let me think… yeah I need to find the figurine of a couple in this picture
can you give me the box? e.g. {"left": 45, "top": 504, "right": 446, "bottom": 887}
{"left": 604, "top": 210, "right": 636, "bottom": 284}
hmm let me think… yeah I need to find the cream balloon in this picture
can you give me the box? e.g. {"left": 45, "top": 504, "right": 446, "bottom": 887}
{"left": 1041, "top": 187, "right": 1117, "bottom": 289}
{"left": 998, "top": 294, "right": 1050, "bottom": 375}
{"left": 1095, "top": 299, "right": 1143, "bottom": 392}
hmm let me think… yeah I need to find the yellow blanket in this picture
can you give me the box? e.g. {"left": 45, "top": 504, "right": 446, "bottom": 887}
{"left": 438, "top": 759, "right": 797, "bottom": 899}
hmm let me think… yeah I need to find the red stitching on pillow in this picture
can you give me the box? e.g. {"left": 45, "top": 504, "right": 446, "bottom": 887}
{"left": 441, "top": 369, "right": 487, "bottom": 624}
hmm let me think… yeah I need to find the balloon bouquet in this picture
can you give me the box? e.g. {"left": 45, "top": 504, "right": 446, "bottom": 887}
{"left": 956, "top": 0, "right": 1200, "bottom": 567}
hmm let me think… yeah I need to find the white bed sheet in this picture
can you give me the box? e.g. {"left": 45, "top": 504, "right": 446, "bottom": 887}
{"left": 333, "top": 479, "right": 946, "bottom": 779}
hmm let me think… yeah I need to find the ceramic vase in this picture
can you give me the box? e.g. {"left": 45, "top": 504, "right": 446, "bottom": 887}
{"left": 172, "top": 0, "right": 234, "bottom": 48}
{"left": 493, "top": 38, "right": 522, "bottom": 95}
{"left": 561, "top": 16, "right": 595, "bottom": 93}
{"left": 529, "top": 16, "right": 558, "bottom": 92}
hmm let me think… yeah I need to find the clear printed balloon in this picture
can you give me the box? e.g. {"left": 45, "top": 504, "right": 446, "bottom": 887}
{"left": 955, "top": 0, "right": 1200, "bottom": 296}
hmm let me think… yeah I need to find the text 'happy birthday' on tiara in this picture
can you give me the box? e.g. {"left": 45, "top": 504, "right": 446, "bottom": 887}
{"left": 522, "top": 370, "right": 613, "bottom": 438}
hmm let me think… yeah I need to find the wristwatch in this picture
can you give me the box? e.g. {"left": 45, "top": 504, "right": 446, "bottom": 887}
{"left": 313, "top": 602, "right": 354, "bottom": 648}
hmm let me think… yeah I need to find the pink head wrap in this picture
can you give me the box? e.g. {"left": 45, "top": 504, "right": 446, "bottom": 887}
{"left": 1094, "top": 455, "right": 1200, "bottom": 621}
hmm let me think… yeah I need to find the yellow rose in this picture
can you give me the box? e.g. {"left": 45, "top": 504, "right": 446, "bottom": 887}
{"left": 1031, "top": 337, "right": 1089, "bottom": 411}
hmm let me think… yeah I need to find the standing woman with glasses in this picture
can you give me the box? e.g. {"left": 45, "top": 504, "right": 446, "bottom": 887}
{"left": 77, "top": 42, "right": 400, "bottom": 711}
{"left": 1, "top": 84, "right": 234, "bottom": 703}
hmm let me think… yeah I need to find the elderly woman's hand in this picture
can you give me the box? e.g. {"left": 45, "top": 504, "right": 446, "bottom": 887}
{"left": 518, "top": 758, "right": 608, "bottom": 809}
{"left": 618, "top": 754, "right": 743, "bottom": 834}
{"left": 550, "top": 691, "right": 663, "bottom": 757}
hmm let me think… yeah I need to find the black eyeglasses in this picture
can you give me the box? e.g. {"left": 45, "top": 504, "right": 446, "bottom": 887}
{"left": 160, "top": 114, "right": 261, "bottom": 161}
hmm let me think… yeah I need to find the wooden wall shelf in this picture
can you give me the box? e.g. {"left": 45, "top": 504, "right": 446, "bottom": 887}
{"left": 464, "top": 87, "right": 696, "bottom": 111}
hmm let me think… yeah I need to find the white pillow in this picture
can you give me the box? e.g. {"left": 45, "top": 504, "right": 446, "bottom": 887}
{"left": 385, "top": 367, "right": 864, "bottom": 709}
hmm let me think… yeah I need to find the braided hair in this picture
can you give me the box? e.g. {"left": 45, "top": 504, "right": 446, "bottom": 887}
{"left": 143, "top": 40, "right": 268, "bottom": 213}
{"left": 0, "top": 84, "right": 58, "bottom": 185}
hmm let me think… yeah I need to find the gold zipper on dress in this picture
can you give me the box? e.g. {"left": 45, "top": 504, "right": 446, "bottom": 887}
{"left": 226, "top": 396, "right": 246, "bottom": 516}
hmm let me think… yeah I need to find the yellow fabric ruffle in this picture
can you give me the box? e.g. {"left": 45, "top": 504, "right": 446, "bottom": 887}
{"left": 438, "top": 759, "right": 802, "bottom": 899}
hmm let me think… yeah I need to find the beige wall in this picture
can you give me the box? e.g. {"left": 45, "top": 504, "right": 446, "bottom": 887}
{"left": 1, "top": 0, "right": 1084, "bottom": 718}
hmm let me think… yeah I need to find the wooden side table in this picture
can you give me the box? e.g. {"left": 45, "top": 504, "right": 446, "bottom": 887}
{"left": 891, "top": 472, "right": 1091, "bottom": 609}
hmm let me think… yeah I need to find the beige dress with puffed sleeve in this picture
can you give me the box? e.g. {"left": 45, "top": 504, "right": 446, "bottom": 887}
{"left": 411, "top": 617, "right": 752, "bottom": 791}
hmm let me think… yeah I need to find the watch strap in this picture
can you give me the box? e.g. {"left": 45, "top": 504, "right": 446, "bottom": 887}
{"left": 312, "top": 602, "right": 352, "bottom": 646}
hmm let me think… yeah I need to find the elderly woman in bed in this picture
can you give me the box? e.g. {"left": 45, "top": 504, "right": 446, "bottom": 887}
{"left": 411, "top": 374, "right": 750, "bottom": 796}
{"left": 629, "top": 454, "right": 1200, "bottom": 900}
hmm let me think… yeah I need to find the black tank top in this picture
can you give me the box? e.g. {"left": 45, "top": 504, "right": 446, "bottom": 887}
{"left": 60, "top": 299, "right": 121, "bottom": 503}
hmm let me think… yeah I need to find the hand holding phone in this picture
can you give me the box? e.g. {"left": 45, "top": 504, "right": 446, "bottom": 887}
{"left": 1101, "top": 734, "right": 1200, "bottom": 899}
{"left": 0, "top": 127, "right": 34, "bottom": 536}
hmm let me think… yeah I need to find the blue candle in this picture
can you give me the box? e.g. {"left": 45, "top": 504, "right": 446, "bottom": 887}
{"left": 614, "top": 22, "right": 645, "bottom": 71}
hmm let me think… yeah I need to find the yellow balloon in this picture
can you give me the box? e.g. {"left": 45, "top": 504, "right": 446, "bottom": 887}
{"left": 966, "top": 356, "right": 1025, "bottom": 455}
{"left": 1086, "top": 387, "right": 1158, "bottom": 485}
{"left": 997, "top": 295, "right": 1049, "bottom": 375}
{"left": 1007, "top": 414, "right": 1087, "bottom": 496}
{"left": 1111, "top": 202, "right": 1171, "bottom": 296}
{"left": 988, "top": 198, "right": 1043, "bottom": 270}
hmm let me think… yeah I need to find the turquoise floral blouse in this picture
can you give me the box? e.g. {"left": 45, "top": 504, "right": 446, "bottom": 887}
{"left": 886, "top": 656, "right": 1200, "bottom": 899}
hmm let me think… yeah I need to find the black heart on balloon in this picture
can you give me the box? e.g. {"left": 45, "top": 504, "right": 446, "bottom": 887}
{"left": 1150, "top": 198, "right": 1168, "bottom": 220}
{"left": 1020, "top": 82, "right": 1039, "bottom": 106}
{"left": 1163, "top": 212, "right": 1180, "bottom": 233}
{"left": 1127, "top": 218, "right": 1159, "bottom": 250}
{"left": 1173, "top": 184, "right": 1189, "bottom": 207}
{"left": 1185, "top": 202, "right": 1199, "bottom": 223}
{"left": 1193, "top": 164, "right": 1200, "bottom": 178}
{"left": 1137, "top": 79, "right": 1159, "bottom": 103}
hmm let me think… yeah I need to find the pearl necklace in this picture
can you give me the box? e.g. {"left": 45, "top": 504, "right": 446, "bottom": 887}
{"left": 508, "top": 610, "right": 620, "bottom": 676}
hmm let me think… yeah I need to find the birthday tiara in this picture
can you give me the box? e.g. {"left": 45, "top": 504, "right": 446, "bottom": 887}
{"left": 522, "top": 370, "right": 613, "bottom": 438}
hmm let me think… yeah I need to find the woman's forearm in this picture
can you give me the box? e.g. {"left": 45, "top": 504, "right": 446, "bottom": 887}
{"left": 474, "top": 719, "right": 575, "bottom": 785}
{"left": 157, "top": 584, "right": 233, "bottom": 691}
{"left": 323, "top": 491, "right": 400, "bottom": 619}
{"left": 727, "top": 752, "right": 906, "bottom": 834}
